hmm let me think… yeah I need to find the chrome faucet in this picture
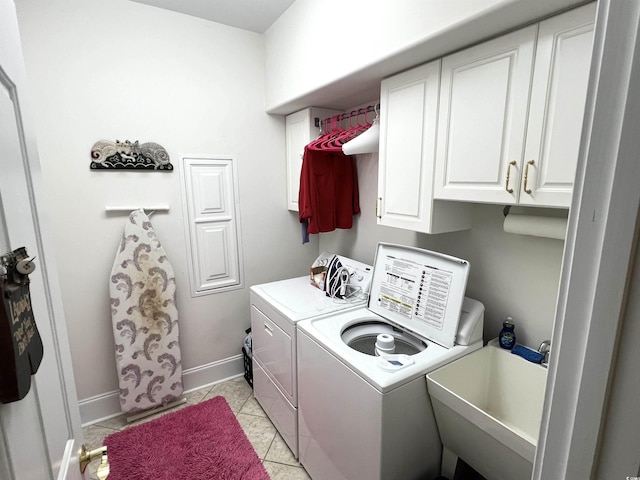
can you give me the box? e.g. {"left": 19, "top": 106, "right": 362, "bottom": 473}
{"left": 538, "top": 340, "right": 551, "bottom": 367}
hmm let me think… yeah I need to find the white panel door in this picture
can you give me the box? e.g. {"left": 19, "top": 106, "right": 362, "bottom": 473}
{"left": 0, "top": 1, "right": 83, "bottom": 479}
{"left": 378, "top": 60, "right": 472, "bottom": 234}
{"left": 435, "top": 26, "right": 536, "bottom": 204}
{"left": 519, "top": 4, "right": 596, "bottom": 207}
{"left": 378, "top": 60, "right": 440, "bottom": 232}
{"left": 285, "top": 109, "right": 308, "bottom": 211}
{"left": 181, "top": 156, "right": 243, "bottom": 296}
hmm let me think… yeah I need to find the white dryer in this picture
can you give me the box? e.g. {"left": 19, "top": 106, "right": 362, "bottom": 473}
{"left": 250, "top": 256, "right": 372, "bottom": 458}
{"left": 296, "top": 243, "right": 485, "bottom": 480}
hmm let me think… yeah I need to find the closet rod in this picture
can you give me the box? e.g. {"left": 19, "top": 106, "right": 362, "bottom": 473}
{"left": 105, "top": 205, "right": 170, "bottom": 212}
{"left": 316, "top": 103, "right": 380, "bottom": 128}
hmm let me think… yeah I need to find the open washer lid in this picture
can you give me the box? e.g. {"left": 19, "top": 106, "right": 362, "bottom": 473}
{"left": 367, "top": 243, "right": 470, "bottom": 349}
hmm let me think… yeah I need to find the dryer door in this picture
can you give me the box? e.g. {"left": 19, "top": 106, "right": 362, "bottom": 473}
{"left": 251, "top": 305, "right": 294, "bottom": 400}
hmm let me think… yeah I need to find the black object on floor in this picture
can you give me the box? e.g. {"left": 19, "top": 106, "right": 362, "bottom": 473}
{"left": 453, "top": 459, "right": 487, "bottom": 480}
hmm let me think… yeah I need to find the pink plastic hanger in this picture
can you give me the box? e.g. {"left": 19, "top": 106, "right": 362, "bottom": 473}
{"left": 307, "top": 105, "right": 377, "bottom": 152}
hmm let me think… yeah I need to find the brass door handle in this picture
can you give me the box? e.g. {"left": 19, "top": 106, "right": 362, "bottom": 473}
{"left": 505, "top": 160, "right": 517, "bottom": 193}
{"left": 80, "top": 444, "right": 109, "bottom": 478}
{"left": 524, "top": 160, "right": 535, "bottom": 194}
{"left": 97, "top": 450, "right": 110, "bottom": 480}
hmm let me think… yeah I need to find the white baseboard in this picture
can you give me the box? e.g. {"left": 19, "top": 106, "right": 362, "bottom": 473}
{"left": 79, "top": 354, "right": 244, "bottom": 426}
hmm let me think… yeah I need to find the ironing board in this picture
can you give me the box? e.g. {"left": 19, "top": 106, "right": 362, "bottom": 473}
{"left": 109, "top": 209, "right": 183, "bottom": 414}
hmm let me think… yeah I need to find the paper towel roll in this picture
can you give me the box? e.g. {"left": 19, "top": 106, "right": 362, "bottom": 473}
{"left": 503, "top": 213, "right": 568, "bottom": 240}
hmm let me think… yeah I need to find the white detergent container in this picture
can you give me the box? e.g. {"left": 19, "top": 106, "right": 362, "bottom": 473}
{"left": 296, "top": 243, "right": 484, "bottom": 480}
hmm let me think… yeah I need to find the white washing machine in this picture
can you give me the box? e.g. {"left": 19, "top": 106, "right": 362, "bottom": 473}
{"left": 250, "top": 256, "right": 373, "bottom": 458}
{"left": 296, "top": 243, "right": 485, "bottom": 480}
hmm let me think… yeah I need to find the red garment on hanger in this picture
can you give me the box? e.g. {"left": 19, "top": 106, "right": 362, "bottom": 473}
{"left": 298, "top": 146, "right": 360, "bottom": 235}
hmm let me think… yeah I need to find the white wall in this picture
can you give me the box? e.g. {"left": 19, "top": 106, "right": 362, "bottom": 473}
{"left": 264, "top": 0, "right": 501, "bottom": 109}
{"left": 264, "top": 0, "right": 587, "bottom": 113}
{"left": 320, "top": 152, "right": 565, "bottom": 349}
{"left": 15, "top": 0, "right": 318, "bottom": 407}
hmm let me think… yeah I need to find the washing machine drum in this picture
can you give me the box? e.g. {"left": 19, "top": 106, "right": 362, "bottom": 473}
{"left": 341, "top": 321, "right": 427, "bottom": 356}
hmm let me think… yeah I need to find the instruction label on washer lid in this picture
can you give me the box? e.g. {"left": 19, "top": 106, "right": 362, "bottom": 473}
{"left": 369, "top": 243, "right": 469, "bottom": 348}
{"left": 377, "top": 255, "right": 452, "bottom": 331}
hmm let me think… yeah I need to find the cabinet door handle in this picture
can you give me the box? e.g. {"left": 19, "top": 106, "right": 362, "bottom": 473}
{"left": 524, "top": 160, "right": 535, "bottom": 194}
{"left": 264, "top": 322, "right": 274, "bottom": 336}
{"left": 376, "top": 197, "right": 382, "bottom": 219}
{"left": 505, "top": 160, "right": 517, "bottom": 193}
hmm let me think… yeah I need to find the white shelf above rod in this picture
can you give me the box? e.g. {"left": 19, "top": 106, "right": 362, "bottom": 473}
{"left": 105, "top": 205, "right": 170, "bottom": 212}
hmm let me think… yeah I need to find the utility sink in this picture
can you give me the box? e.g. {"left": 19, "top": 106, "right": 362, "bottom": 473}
{"left": 426, "top": 340, "right": 547, "bottom": 480}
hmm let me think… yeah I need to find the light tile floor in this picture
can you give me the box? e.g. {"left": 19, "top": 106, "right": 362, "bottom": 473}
{"left": 82, "top": 377, "right": 311, "bottom": 480}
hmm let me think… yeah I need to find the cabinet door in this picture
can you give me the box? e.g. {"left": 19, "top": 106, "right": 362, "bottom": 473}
{"left": 519, "top": 4, "right": 595, "bottom": 207}
{"left": 378, "top": 60, "right": 441, "bottom": 232}
{"left": 434, "top": 26, "right": 536, "bottom": 204}
{"left": 285, "top": 109, "right": 311, "bottom": 212}
{"left": 285, "top": 107, "right": 341, "bottom": 211}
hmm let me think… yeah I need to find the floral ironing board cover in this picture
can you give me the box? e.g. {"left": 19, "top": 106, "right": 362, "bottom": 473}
{"left": 109, "top": 209, "right": 183, "bottom": 413}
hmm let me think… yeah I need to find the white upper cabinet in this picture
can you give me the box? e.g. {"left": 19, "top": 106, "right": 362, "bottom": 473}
{"left": 378, "top": 60, "right": 472, "bottom": 233}
{"left": 435, "top": 3, "right": 595, "bottom": 207}
{"left": 519, "top": 3, "right": 596, "bottom": 207}
{"left": 285, "top": 107, "right": 342, "bottom": 211}
{"left": 434, "top": 26, "right": 536, "bottom": 205}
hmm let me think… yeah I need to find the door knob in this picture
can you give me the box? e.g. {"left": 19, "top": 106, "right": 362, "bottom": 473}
{"left": 97, "top": 449, "right": 110, "bottom": 480}
{"left": 80, "top": 444, "right": 110, "bottom": 478}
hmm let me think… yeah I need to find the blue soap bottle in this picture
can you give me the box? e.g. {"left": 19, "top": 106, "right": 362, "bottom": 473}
{"left": 499, "top": 316, "right": 516, "bottom": 350}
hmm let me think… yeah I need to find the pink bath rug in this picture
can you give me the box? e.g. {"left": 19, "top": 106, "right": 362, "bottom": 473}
{"left": 104, "top": 396, "right": 270, "bottom": 480}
